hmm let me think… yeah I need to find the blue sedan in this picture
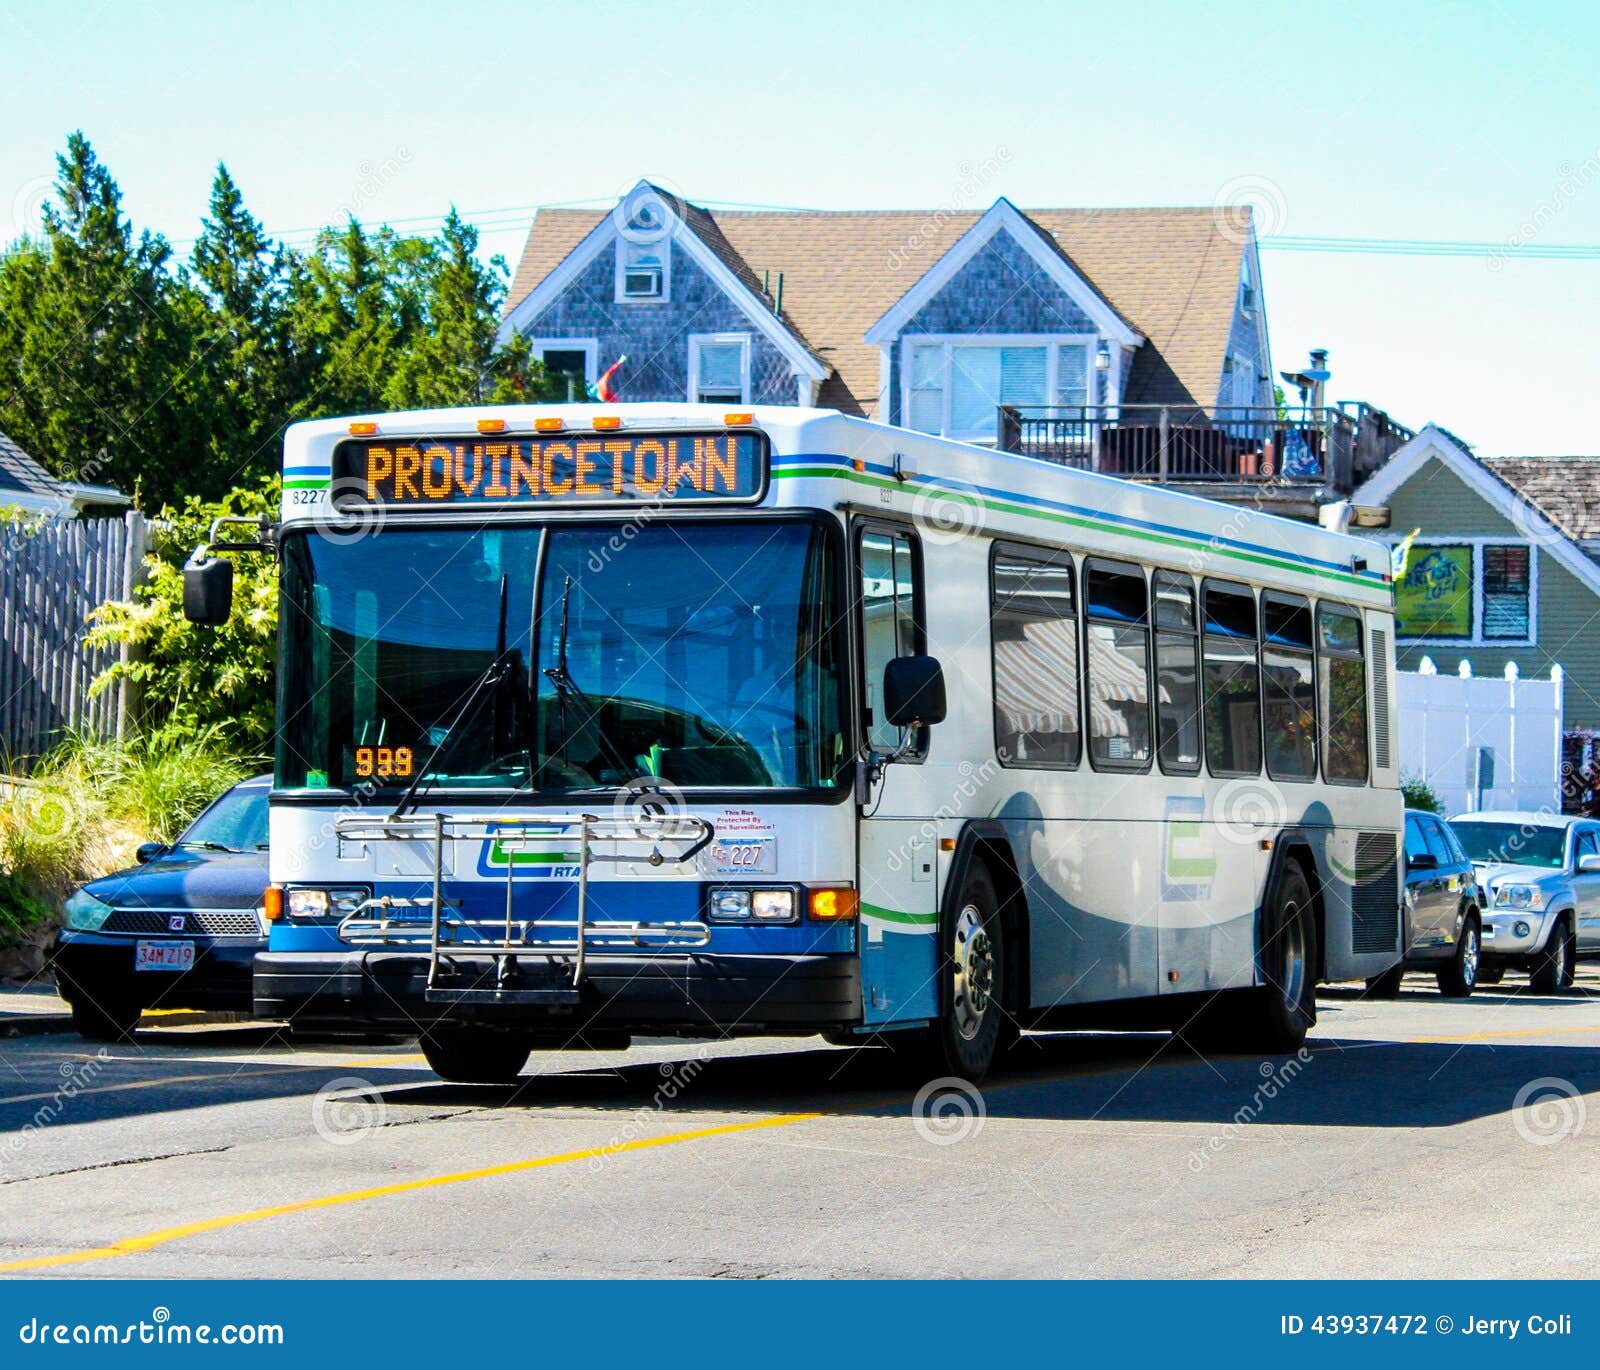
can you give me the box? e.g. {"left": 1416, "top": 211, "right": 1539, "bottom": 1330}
{"left": 52, "top": 775, "right": 270, "bottom": 1041}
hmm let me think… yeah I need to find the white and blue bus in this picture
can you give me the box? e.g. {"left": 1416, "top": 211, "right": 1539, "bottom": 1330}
{"left": 186, "top": 404, "right": 1403, "bottom": 1083}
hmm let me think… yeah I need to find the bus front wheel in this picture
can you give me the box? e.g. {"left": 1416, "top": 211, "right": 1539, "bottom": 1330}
{"left": 922, "top": 860, "right": 1010, "bottom": 1083}
{"left": 420, "top": 1025, "right": 532, "bottom": 1084}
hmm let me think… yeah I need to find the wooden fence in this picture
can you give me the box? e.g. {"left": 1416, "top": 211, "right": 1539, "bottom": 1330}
{"left": 0, "top": 511, "right": 148, "bottom": 761}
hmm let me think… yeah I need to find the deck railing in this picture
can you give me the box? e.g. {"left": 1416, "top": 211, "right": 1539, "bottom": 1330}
{"left": 996, "top": 404, "right": 1413, "bottom": 493}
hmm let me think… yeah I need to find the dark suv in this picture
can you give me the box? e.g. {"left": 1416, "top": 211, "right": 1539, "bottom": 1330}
{"left": 1367, "top": 809, "right": 1483, "bottom": 998}
{"left": 52, "top": 775, "right": 270, "bottom": 1040}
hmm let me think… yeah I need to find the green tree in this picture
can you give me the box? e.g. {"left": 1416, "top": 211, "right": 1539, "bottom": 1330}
{"left": 182, "top": 164, "right": 300, "bottom": 494}
{"left": 0, "top": 132, "right": 197, "bottom": 506}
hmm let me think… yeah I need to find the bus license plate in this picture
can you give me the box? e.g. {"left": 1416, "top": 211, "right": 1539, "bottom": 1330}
{"left": 135, "top": 941, "right": 194, "bottom": 972}
{"left": 709, "top": 837, "right": 775, "bottom": 874}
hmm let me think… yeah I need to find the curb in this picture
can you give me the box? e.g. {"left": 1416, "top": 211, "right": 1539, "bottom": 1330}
{"left": 0, "top": 1010, "right": 246, "bottom": 1038}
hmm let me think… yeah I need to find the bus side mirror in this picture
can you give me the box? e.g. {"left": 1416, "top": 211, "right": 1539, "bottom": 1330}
{"left": 183, "top": 552, "right": 234, "bottom": 627}
{"left": 883, "top": 655, "right": 947, "bottom": 729}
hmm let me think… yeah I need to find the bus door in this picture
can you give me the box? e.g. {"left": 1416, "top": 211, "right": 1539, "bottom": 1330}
{"left": 854, "top": 521, "right": 939, "bottom": 1026}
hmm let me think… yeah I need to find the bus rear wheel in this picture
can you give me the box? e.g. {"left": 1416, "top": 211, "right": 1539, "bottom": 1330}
{"left": 1191, "top": 862, "right": 1317, "bottom": 1055}
{"left": 420, "top": 1026, "right": 532, "bottom": 1084}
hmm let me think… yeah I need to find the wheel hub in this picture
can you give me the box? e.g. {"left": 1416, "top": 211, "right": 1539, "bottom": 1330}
{"left": 1277, "top": 900, "right": 1307, "bottom": 1011}
{"left": 952, "top": 904, "right": 995, "bottom": 1041}
{"left": 1461, "top": 925, "right": 1479, "bottom": 985}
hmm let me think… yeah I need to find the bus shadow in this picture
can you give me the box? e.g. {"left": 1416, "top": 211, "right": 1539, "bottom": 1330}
{"left": 390, "top": 1028, "right": 1600, "bottom": 1131}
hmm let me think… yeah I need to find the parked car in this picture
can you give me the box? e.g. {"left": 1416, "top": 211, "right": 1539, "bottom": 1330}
{"left": 52, "top": 775, "right": 270, "bottom": 1041}
{"left": 1445, "top": 811, "right": 1600, "bottom": 993}
{"left": 1367, "top": 809, "right": 1484, "bottom": 998}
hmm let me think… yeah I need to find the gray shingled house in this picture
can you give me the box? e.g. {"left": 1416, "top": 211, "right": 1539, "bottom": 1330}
{"left": 0, "top": 430, "right": 127, "bottom": 517}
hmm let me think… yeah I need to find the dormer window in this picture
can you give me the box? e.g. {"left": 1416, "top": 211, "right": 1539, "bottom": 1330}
{"left": 622, "top": 258, "right": 664, "bottom": 299}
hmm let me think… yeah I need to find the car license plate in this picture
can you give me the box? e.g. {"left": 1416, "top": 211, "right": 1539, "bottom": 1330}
{"left": 134, "top": 940, "right": 195, "bottom": 972}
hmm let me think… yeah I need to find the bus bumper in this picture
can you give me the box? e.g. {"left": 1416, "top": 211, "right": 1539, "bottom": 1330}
{"left": 254, "top": 950, "right": 862, "bottom": 1034}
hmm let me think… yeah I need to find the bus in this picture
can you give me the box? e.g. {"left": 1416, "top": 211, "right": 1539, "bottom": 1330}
{"left": 185, "top": 403, "right": 1403, "bottom": 1083}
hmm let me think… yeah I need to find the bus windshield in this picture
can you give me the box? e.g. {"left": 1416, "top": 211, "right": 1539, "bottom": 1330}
{"left": 276, "top": 519, "right": 848, "bottom": 794}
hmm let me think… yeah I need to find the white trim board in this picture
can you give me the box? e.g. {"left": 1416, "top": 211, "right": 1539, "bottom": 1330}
{"left": 863, "top": 198, "right": 1143, "bottom": 350}
{"left": 499, "top": 180, "right": 826, "bottom": 386}
{"left": 1353, "top": 424, "right": 1600, "bottom": 603}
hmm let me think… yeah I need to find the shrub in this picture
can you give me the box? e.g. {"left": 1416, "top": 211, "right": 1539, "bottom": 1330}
{"left": 1401, "top": 772, "right": 1444, "bottom": 813}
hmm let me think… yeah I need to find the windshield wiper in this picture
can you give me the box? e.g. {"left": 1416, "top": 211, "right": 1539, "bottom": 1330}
{"left": 390, "top": 574, "right": 516, "bottom": 819}
{"left": 541, "top": 575, "right": 634, "bottom": 777}
{"left": 177, "top": 840, "right": 235, "bottom": 852}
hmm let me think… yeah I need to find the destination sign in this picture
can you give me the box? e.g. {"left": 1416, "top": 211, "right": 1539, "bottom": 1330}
{"left": 330, "top": 431, "right": 765, "bottom": 509}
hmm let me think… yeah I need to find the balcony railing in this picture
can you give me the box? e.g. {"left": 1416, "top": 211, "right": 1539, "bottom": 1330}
{"left": 996, "top": 404, "right": 1413, "bottom": 494}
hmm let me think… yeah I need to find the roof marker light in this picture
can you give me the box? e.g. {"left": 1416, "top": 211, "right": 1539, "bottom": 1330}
{"left": 534, "top": 417, "right": 565, "bottom": 433}
{"left": 476, "top": 418, "right": 507, "bottom": 434}
{"left": 724, "top": 412, "right": 754, "bottom": 426}
{"left": 593, "top": 415, "right": 622, "bottom": 431}
{"left": 347, "top": 421, "right": 378, "bottom": 437}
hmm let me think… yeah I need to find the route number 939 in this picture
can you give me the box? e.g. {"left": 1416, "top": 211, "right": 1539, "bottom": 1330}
{"left": 354, "top": 746, "right": 413, "bottom": 779}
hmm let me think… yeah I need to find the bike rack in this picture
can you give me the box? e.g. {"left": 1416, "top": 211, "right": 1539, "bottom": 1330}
{"left": 332, "top": 812, "right": 714, "bottom": 1005}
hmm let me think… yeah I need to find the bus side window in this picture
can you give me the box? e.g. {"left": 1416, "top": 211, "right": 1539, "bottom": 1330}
{"left": 1318, "top": 605, "right": 1369, "bottom": 783}
{"left": 859, "top": 527, "right": 923, "bottom": 754}
{"left": 991, "top": 545, "right": 1080, "bottom": 768}
{"left": 1202, "top": 581, "right": 1261, "bottom": 777}
{"left": 1153, "top": 571, "right": 1200, "bottom": 776}
{"left": 1262, "top": 592, "right": 1317, "bottom": 782}
{"left": 1084, "top": 560, "right": 1151, "bottom": 770}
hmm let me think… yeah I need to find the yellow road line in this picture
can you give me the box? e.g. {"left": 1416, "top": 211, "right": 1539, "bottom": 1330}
{"left": 0, "top": 1111, "right": 822, "bottom": 1273}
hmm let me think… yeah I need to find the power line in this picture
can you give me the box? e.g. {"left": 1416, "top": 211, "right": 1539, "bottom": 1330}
{"left": 1261, "top": 235, "right": 1600, "bottom": 259}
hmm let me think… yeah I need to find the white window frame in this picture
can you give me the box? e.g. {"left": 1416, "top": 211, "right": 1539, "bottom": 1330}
{"left": 615, "top": 238, "right": 671, "bottom": 304}
{"left": 527, "top": 338, "right": 599, "bottom": 395}
{"left": 898, "top": 334, "right": 1099, "bottom": 443}
{"left": 1388, "top": 535, "right": 1539, "bottom": 647}
{"left": 687, "top": 333, "right": 752, "bottom": 404}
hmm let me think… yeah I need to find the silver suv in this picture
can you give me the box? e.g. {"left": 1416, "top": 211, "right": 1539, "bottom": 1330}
{"left": 1447, "top": 812, "right": 1600, "bottom": 993}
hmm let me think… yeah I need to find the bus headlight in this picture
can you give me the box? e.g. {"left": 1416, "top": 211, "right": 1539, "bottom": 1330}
{"left": 285, "top": 886, "right": 370, "bottom": 922}
{"left": 1494, "top": 884, "right": 1544, "bottom": 911}
{"left": 707, "top": 887, "right": 797, "bottom": 923}
{"left": 62, "top": 889, "right": 114, "bottom": 932}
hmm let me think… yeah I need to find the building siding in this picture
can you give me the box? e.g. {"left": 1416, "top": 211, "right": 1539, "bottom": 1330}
{"left": 886, "top": 231, "right": 1100, "bottom": 426}
{"left": 1384, "top": 455, "right": 1600, "bottom": 726}
{"left": 516, "top": 240, "right": 798, "bottom": 405}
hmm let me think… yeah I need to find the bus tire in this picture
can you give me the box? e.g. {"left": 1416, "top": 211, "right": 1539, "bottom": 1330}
{"left": 1192, "top": 861, "right": 1317, "bottom": 1054}
{"left": 927, "top": 860, "right": 1007, "bottom": 1083}
{"left": 420, "top": 1026, "right": 532, "bottom": 1084}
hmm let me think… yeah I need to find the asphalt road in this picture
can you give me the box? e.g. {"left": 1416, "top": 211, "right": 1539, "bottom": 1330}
{"left": 2, "top": 971, "right": 1599, "bottom": 1279}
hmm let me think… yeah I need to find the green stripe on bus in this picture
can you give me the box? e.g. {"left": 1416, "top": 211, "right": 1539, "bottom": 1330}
{"left": 771, "top": 465, "right": 1378, "bottom": 592}
{"left": 284, "top": 479, "right": 330, "bottom": 490}
{"left": 860, "top": 901, "right": 938, "bottom": 926}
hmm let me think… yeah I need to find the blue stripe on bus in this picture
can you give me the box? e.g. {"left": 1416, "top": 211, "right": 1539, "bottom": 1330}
{"left": 772, "top": 452, "right": 1365, "bottom": 579}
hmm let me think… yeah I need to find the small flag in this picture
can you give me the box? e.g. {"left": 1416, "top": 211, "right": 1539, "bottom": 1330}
{"left": 1391, "top": 527, "right": 1420, "bottom": 579}
{"left": 589, "top": 355, "right": 626, "bottom": 403}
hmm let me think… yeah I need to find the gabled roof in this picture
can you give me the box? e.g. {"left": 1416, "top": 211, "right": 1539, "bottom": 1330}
{"left": 1353, "top": 425, "right": 1600, "bottom": 599}
{"left": 0, "top": 430, "right": 127, "bottom": 515}
{"left": 507, "top": 197, "right": 1256, "bottom": 415}
{"left": 1479, "top": 456, "right": 1600, "bottom": 544}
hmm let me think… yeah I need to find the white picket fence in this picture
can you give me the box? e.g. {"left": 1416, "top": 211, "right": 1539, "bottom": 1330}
{"left": 1397, "top": 658, "right": 1563, "bottom": 816}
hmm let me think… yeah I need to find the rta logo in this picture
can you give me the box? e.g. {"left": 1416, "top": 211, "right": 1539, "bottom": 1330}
{"left": 167, "top": 914, "right": 186, "bottom": 933}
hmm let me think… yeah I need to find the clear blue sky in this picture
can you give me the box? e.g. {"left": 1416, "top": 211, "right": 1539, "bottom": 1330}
{"left": 4, "top": 0, "right": 1598, "bottom": 454}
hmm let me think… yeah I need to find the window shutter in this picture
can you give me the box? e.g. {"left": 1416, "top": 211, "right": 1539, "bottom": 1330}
{"left": 1056, "top": 343, "right": 1090, "bottom": 406}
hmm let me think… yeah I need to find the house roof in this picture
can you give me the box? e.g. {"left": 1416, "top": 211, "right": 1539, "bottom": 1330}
{"left": 0, "top": 429, "right": 128, "bottom": 513}
{"left": 1480, "top": 456, "right": 1600, "bottom": 543}
{"left": 507, "top": 201, "right": 1253, "bottom": 415}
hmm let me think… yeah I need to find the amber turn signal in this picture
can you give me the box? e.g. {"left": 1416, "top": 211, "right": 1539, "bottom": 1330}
{"left": 807, "top": 887, "right": 858, "bottom": 922}
{"left": 263, "top": 886, "right": 284, "bottom": 923}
